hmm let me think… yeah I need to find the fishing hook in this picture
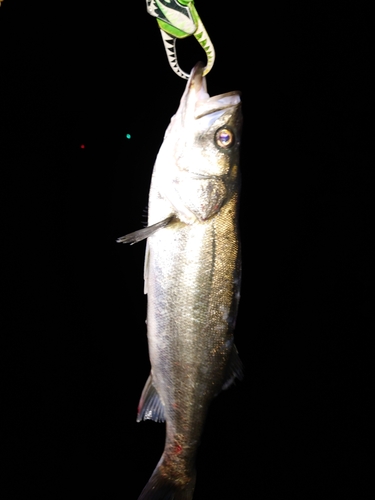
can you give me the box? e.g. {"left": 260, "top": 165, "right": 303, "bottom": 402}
{"left": 146, "top": 0, "right": 215, "bottom": 79}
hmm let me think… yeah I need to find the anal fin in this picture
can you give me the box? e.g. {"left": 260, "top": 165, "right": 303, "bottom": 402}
{"left": 137, "top": 374, "right": 165, "bottom": 423}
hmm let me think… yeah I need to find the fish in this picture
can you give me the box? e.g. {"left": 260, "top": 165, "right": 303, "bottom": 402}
{"left": 117, "top": 61, "right": 243, "bottom": 499}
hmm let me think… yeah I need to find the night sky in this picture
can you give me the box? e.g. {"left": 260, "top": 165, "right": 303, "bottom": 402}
{"left": 1, "top": 1, "right": 373, "bottom": 498}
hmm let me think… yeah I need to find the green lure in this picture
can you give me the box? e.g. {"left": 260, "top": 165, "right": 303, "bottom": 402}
{"left": 146, "top": 0, "right": 215, "bottom": 79}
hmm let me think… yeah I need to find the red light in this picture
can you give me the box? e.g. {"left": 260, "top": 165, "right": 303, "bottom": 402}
{"left": 80, "top": 144, "right": 85, "bottom": 149}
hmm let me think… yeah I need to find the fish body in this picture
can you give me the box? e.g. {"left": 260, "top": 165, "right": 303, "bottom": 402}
{"left": 118, "top": 62, "right": 242, "bottom": 499}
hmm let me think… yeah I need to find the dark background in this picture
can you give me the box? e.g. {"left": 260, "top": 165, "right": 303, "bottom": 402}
{"left": 1, "top": 1, "right": 373, "bottom": 498}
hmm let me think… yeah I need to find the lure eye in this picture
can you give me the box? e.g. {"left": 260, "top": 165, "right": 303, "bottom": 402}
{"left": 215, "top": 127, "right": 234, "bottom": 148}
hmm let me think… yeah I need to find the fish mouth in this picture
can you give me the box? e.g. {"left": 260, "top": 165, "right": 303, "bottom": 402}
{"left": 189, "top": 62, "right": 209, "bottom": 97}
{"left": 188, "top": 62, "right": 241, "bottom": 119}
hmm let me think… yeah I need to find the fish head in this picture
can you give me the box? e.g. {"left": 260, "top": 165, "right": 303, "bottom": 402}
{"left": 167, "top": 61, "right": 242, "bottom": 179}
{"left": 151, "top": 63, "right": 242, "bottom": 224}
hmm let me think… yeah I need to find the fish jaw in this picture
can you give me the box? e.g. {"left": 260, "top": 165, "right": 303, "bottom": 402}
{"left": 177, "top": 61, "right": 241, "bottom": 124}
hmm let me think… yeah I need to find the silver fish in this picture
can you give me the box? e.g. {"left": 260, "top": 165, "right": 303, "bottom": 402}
{"left": 118, "top": 62, "right": 243, "bottom": 499}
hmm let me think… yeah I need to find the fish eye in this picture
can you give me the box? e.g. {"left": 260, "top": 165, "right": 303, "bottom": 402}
{"left": 215, "top": 127, "right": 234, "bottom": 148}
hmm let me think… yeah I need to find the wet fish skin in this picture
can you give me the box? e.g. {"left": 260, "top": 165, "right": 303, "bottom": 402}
{"left": 119, "top": 62, "right": 242, "bottom": 499}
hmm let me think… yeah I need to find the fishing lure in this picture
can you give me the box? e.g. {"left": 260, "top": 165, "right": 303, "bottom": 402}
{"left": 146, "top": 0, "right": 215, "bottom": 79}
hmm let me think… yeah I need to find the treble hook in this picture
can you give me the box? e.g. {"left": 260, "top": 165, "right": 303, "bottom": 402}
{"left": 146, "top": 0, "right": 215, "bottom": 79}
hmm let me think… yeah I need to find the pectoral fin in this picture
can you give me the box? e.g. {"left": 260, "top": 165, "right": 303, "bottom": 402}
{"left": 137, "top": 374, "right": 165, "bottom": 423}
{"left": 116, "top": 216, "right": 174, "bottom": 245}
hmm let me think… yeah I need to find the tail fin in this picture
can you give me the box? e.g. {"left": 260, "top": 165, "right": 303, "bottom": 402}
{"left": 138, "top": 463, "right": 196, "bottom": 500}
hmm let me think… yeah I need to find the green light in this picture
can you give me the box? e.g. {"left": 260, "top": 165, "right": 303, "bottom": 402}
{"left": 126, "top": 133, "right": 131, "bottom": 139}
